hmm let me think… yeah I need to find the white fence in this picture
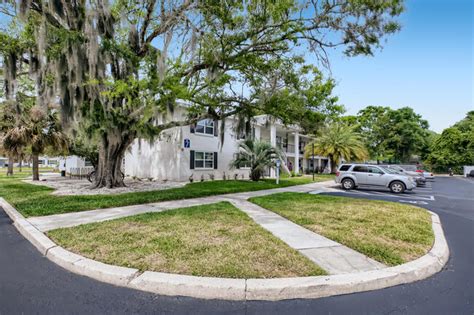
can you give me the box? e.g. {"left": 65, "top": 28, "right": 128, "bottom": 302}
{"left": 68, "top": 166, "right": 94, "bottom": 179}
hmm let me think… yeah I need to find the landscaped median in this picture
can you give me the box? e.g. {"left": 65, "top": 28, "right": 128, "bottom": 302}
{"left": 46, "top": 202, "right": 325, "bottom": 278}
{"left": 249, "top": 193, "right": 435, "bottom": 266}
{"left": 0, "top": 188, "right": 449, "bottom": 301}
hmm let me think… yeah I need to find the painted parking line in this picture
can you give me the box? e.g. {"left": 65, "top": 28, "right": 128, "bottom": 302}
{"left": 398, "top": 200, "right": 429, "bottom": 205}
{"left": 339, "top": 190, "right": 435, "bottom": 201}
{"left": 343, "top": 190, "right": 373, "bottom": 196}
{"left": 390, "top": 193, "right": 435, "bottom": 201}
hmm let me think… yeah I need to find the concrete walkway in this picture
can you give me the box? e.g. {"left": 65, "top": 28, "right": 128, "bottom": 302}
{"left": 224, "top": 198, "right": 385, "bottom": 274}
{"left": 26, "top": 180, "right": 384, "bottom": 274}
{"left": 28, "top": 181, "right": 338, "bottom": 232}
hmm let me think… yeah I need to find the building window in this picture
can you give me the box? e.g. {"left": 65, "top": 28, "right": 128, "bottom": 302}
{"left": 195, "top": 151, "right": 214, "bottom": 169}
{"left": 195, "top": 119, "right": 214, "bottom": 135}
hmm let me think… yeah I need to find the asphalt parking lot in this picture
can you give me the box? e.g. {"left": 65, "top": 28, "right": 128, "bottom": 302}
{"left": 0, "top": 177, "right": 473, "bottom": 314}
{"left": 323, "top": 179, "right": 437, "bottom": 206}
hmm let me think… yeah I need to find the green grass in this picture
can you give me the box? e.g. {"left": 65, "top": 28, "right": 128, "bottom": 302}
{"left": 249, "top": 193, "right": 434, "bottom": 266}
{"left": 0, "top": 167, "right": 56, "bottom": 176}
{"left": 47, "top": 202, "right": 325, "bottom": 278}
{"left": 0, "top": 169, "right": 332, "bottom": 217}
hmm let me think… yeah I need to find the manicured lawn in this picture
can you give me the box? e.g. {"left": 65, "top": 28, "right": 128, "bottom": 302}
{"left": 0, "top": 170, "right": 332, "bottom": 217}
{"left": 47, "top": 202, "right": 325, "bottom": 278}
{"left": 249, "top": 193, "right": 434, "bottom": 266}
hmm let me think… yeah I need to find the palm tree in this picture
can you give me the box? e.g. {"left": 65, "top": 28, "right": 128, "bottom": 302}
{"left": 2, "top": 105, "right": 69, "bottom": 180}
{"left": 231, "top": 139, "right": 286, "bottom": 181}
{"left": 0, "top": 100, "right": 26, "bottom": 176}
{"left": 305, "top": 123, "right": 368, "bottom": 173}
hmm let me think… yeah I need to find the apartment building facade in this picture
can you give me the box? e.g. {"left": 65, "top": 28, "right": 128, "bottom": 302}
{"left": 124, "top": 108, "right": 330, "bottom": 182}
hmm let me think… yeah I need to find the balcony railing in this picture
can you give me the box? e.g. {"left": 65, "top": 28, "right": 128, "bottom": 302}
{"left": 278, "top": 143, "right": 305, "bottom": 154}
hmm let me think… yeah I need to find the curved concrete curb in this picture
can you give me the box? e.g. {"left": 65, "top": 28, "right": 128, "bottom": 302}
{"left": 0, "top": 198, "right": 449, "bottom": 301}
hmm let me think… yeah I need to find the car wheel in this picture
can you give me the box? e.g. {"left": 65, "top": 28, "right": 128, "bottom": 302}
{"left": 341, "top": 178, "right": 355, "bottom": 190}
{"left": 390, "top": 181, "right": 405, "bottom": 194}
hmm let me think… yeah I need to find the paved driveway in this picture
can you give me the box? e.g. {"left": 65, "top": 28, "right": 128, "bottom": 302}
{"left": 323, "top": 180, "right": 437, "bottom": 205}
{"left": 0, "top": 177, "right": 472, "bottom": 314}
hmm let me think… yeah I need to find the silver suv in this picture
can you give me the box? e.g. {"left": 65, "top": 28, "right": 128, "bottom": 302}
{"left": 335, "top": 164, "right": 417, "bottom": 193}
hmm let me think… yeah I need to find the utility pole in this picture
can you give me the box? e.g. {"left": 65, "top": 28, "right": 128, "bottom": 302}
{"left": 312, "top": 142, "right": 315, "bottom": 181}
{"left": 276, "top": 159, "right": 280, "bottom": 184}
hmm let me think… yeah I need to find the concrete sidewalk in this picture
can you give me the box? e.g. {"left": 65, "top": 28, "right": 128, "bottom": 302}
{"left": 26, "top": 180, "right": 385, "bottom": 275}
{"left": 225, "top": 198, "right": 385, "bottom": 274}
{"left": 28, "top": 181, "right": 337, "bottom": 231}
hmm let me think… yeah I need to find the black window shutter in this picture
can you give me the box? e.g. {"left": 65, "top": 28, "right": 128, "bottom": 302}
{"left": 190, "top": 150, "right": 195, "bottom": 169}
{"left": 213, "top": 120, "right": 218, "bottom": 136}
{"left": 190, "top": 123, "right": 195, "bottom": 133}
{"left": 214, "top": 152, "right": 218, "bottom": 169}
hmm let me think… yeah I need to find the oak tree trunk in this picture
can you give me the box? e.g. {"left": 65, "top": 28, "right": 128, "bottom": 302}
{"left": 32, "top": 154, "right": 39, "bottom": 181}
{"left": 7, "top": 155, "right": 14, "bottom": 176}
{"left": 92, "top": 130, "right": 134, "bottom": 189}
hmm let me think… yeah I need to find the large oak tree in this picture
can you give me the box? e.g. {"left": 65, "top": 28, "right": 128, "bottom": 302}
{"left": 2, "top": 0, "right": 404, "bottom": 188}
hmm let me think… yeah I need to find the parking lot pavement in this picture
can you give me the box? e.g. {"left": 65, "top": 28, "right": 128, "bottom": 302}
{"left": 1, "top": 177, "right": 472, "bottom": 314}
{"left": 315, "top": 181, "right": 437, "bottom": 205}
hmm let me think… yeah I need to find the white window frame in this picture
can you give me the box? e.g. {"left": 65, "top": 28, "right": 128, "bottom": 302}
{"left": 194, "top": 151, "right": 214, "bottom": 169}
{"left": 195, "top": 119, "right": 214, "bottom": 136}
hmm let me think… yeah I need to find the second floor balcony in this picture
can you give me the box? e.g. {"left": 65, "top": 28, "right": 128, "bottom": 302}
{"left": 277, "top": 143, "right": 305, "bottom": 155}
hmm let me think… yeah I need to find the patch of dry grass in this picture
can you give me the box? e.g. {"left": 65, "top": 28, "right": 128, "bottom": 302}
{"left": 47, "top": 202, "right": 325, "bottom": 278}
{"left": 249, "top": 193, "right": 434, "bottom": 266}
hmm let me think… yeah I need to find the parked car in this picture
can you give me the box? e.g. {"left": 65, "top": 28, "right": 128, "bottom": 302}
{"left": 380, "top": 165, "right": 426, "bottom": 186}
{"left": 468, "top": 170, "right": 474, "bottom": 178}
{"left": 335, "top": 164, "right": 417, "bottom": 193}
{"left": 416, "top": 169, "right": 435, "bottom": 179}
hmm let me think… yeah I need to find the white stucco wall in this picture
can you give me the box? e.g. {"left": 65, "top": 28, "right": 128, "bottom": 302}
{"left": 62, "top": 156, "right": 86, "bottom": 173}
{"left": 123, "top": 111, "right": 319, "bottom": 182}
{"left": 125, "top": 128, "right": 183, "bottom": 181}
{"left": 124, "top": 116, "right": 251, "bottom": 182}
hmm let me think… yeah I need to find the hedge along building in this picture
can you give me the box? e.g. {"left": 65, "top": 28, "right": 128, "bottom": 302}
{"left": 124, "top": 106, "right": 331, "bottom": 182}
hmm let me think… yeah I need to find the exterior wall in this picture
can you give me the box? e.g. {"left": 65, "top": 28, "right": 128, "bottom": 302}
{"left": 124, "top": 115, "right": 250, "bottom": 181}
{"left": 124, "top": 128, "right": 182, "bottom": 181}
{"left": 63, "top": 156, "right": 86, "bottom": 173}
{"left": 180, "top": 119, "right": 249, "bottom": 181}
{"left": 124, "top": 111, "right": 320, "bottom": 182}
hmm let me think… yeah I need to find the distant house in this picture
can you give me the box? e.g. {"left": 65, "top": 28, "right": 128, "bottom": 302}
{"left": 0, "top": 157, "right": 7, "bottom": 168}
{"left": 37, "top": 156, "right": 60, "bottom": 167}
{"left": 125, "top": 107, "right": 330, "bottom": 182}
{"left": 58, "top": 156, "right": 89, "bottom": 174}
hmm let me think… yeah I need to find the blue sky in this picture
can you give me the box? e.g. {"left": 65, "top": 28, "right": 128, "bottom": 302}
{"left": 322, "top": 0, "right": 473, "bottom": 132}
{"left": 1, "top": 1, "right": 471, "bottom": 132}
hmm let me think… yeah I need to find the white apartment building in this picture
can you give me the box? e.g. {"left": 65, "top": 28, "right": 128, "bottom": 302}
{"left": 124, "top": 108, "right": 330, "bottom": 182}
